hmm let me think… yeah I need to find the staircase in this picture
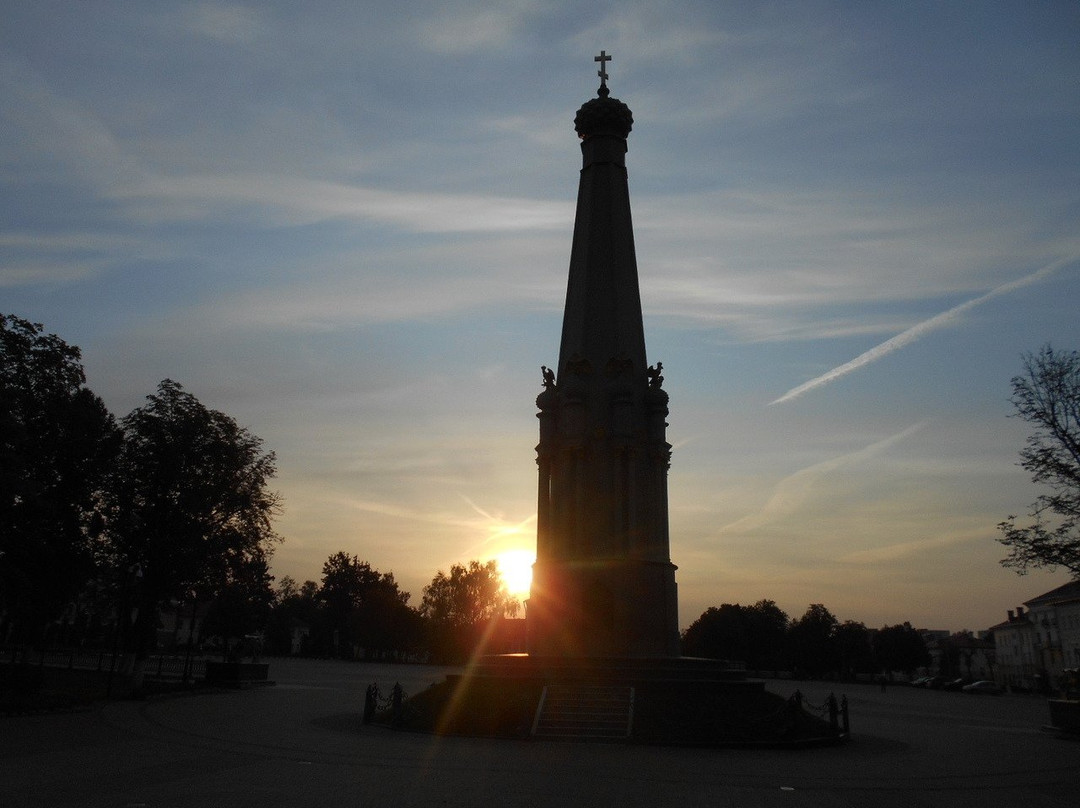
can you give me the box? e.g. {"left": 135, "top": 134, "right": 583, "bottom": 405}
{"left": 531, "top": 684, "right": 635, "bottom": 741}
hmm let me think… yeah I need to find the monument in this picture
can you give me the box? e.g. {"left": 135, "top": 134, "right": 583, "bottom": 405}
{"left": 395, "top": 56, "right": 845, "bottom": 744}
{"left": 528, "top": 52, "right": 680, "bottom": 659}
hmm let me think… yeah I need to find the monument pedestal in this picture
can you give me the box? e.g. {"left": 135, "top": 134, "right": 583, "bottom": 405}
{"left": 473, "top": 653, "right": 753, "bottom": 686}
{"left": 394, "top": 654, "right": 843, "bottom": 746}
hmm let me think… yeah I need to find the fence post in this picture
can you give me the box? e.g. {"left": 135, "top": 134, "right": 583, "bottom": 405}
{"left": 828, "top": 693, "right": 838, "bottom": 731}
{"left": 391, "top": 682, "right": 404, "bottom": 726}
{"left": 841, "top": 694, "right": 850, "bottom": 734}
{"left": 363, "top": 683, "right": 378, "bottom": 724}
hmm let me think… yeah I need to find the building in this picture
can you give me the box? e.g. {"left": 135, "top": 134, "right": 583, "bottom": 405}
{"left": 991, "top": 580, "right": 1080, "bottom": 692}
{"left": 944, "top": 632, "right": 995, "bottom": 680}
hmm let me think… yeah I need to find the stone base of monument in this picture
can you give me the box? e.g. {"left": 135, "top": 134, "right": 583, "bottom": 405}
{"left": 387, "top": 655, "right": 845, "bottom": 747}
{"left": 471, "top": 653, "right": 749, "bottom": 683}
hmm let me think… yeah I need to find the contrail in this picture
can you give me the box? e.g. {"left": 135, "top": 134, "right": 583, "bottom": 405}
{"left": 770, "top": 257, "right": 1074, "bottom": 406}
{"left": 717, "top": 422, "right": 926, "bottom": 535}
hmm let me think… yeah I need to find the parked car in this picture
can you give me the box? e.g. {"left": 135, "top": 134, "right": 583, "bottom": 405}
{"left": 913, "top": 676, "right": 946, "bottom": 689}
{"left": 961, "top": 680, "right": 1003, "bottom": 695}
{"left": 943, "top": 678, "right": 971, "bottom": 691}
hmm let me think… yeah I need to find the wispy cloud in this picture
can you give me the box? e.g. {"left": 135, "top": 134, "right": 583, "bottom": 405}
{"left": 0, "top": 55, "right": 143, "bottom": 192}
{"left": 0, "top": 231, "right": 156, "bottom": 288}
{"left": 770, "top": 257, "right": 1076, "bottom": 405}
{"left": 717, "top": 422, "right": 927, "bottom": 536}
{"left": 0, "top": 261, "right": 104, "bottom": 287}
{"left": 180, "top": 2, "right": 269, "bottom": 45}
{"left": 838, "top": 529, "right": 985, "bottom": 566}
{"left": 416, "top": 0, "right": 540, "bottom": 54}
{"left": 457, "top": 494, "right": 536, "bottom": 551}
{"left": 121, "top": 172, "right": 572, "bottom": 232}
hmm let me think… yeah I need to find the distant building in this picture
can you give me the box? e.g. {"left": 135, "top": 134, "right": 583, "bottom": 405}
{"left": 988, "top": 608, "right": 1036, "bottom": 690}
{"left": 156, "top": 600, "right": 208, "bottom": 650}
{"left": 991, "top": 580, "right": 1080, "bottom": 692}
{"left": 286, "top": 618, "right": 311, "bottom": 656}
{"left": 945, "top": 632, "right": 994, "bottom": 680}
{"left": 920, "top": 629, "right": 993, "bottom": 680}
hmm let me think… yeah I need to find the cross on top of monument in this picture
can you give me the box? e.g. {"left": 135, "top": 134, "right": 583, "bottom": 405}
{"left": 595, "top": 50, "right": 611, "bottom": 95}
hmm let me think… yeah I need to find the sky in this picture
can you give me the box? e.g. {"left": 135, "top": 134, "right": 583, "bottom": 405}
{"left": 3, "top": 1, "right": 1079, "bottom": 633}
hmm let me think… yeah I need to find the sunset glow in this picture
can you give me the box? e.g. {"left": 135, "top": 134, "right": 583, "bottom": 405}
{"left": 3, "top": 4, "right": 1077, "bottom": 633}
{"left": 495, "top": 549, "right": 535, "bottom": 600}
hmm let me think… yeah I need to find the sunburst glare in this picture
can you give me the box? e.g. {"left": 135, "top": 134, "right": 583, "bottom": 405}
{"left": 494, "top": 548, "right": 535, "bottom": 599}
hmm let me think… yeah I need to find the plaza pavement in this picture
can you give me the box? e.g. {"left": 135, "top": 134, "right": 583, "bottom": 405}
{"left": 1, "top": 657, "right": 1077, "bottom": 807}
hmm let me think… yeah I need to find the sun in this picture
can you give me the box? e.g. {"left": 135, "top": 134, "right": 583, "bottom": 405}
{"left": 494, "top": 548, "right": 535, "bottom": 599}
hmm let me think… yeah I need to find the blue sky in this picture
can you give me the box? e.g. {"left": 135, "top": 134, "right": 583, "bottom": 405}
{"left": 3, "top": 1, "right": 1078, "bottom": 632}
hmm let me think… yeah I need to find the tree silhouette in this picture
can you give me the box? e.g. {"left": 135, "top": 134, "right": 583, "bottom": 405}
{"left": 833, "top": 620, "right": 874, "bottom": 679}
{"left": 200, "top": 555, "right": 275, "bottom": 659}
{"left": 265, "top": 576, "right": 319, "bottom": 656}
{"left": 680, "top": 601, "right": 791, "bottom": 670}
{"left": 743, "top": 599, "right": 790, "bottom": 672}
{"left": 998, "top": 345, "right": 1080, "bottom": 576}
{"left": 0, "top": 314, "right": 119, "bottom": 643}
{"left": 681, "top": 604, "right": 749, "bottom": 662}
{"left": 873, "top": 622, "right": 930, "bottom": 675}
{"left": 787, "top": 604, "right": 839, "bottom": 678}
{"left": 420, "top": 559, "right": 518, "bottom": 662}
{"left": 103, "top": 380, "right": 281, "bottom": 663}
{"left": 317, "top": 551, "right": 413, "bottom": 658}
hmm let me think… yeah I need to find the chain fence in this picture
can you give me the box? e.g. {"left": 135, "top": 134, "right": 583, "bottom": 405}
{"left": 1, "top": 645, "right": 207, "bottom": 681}
{"left": 788, "top": 689, "right": 849, "bottom": 735}
{"left": 362, "top": 681, "right": 409, "bottom": 725}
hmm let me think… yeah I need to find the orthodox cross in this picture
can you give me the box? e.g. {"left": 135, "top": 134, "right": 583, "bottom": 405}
{"left": 595, "top": 50, "right": 611, "bottom": 88}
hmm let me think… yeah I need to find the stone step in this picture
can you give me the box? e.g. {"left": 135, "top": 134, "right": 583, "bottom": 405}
{"left": 532, "top": 684, "right": 634, "bottom": 741}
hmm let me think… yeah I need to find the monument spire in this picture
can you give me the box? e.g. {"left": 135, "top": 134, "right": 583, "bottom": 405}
{"left": 529, "top": 55, "right": 680, "bottom": 659}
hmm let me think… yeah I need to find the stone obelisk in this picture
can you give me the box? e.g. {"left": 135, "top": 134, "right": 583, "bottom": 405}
{"left": 528, "top": 53, "right": 680, "bottom": 659}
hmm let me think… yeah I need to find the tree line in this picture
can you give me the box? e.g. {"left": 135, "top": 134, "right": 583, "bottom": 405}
{"left": 1, "top": 314, "right": 521, "bottom": 665}
{"left": 1, "top": 314, "right": 282, "bottom": 663}
{"left": 264, "top": 554, "right": 518, "bottom": 663}
{"left": 679, "top": 601, "right": 931, "bottom": 679}
{"left": 5, "top": 312, "right": 1076, "bottom": 669}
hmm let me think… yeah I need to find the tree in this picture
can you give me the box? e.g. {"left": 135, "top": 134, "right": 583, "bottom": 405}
{"left": 420, "top": 559, "right": 519, "bottom": 662}
{"left": 998, "top": 345, "right": 1080, "bottom": 577}
{"left": 872, "top": 622, "right": 930, "bottom": 676}
{"left": 0, "top": 314, "right": 119, "bottom": 642}
{"left": 833, "top": 620, "right": 875, "bottom": 680}
{"left": 317, "top": 551, "right": 414, "bottom": 658}
{"left": 199, "top": 555, "right": 275, "bottom": 659}
{"left": 681, "top": 600, "right": 790, "bottom": 670}
{"left": 681, "top": 604, "right": 748, "bottom": 661}
{"left": 103, "top": 380, "right": 281, "bottom": 661}
{"left": 265, "top": 576, "right": 320, "bottom": 656}
{"left": 743, "top": 599, "right": 790, "bottom": 672}
{"left": 787, "top": 604, "right": 839, "bottom": 678}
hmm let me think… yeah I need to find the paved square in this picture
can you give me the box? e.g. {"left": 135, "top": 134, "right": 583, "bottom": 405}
{"left": 2, "top": 659, "right": 1077, "bottom": 807}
